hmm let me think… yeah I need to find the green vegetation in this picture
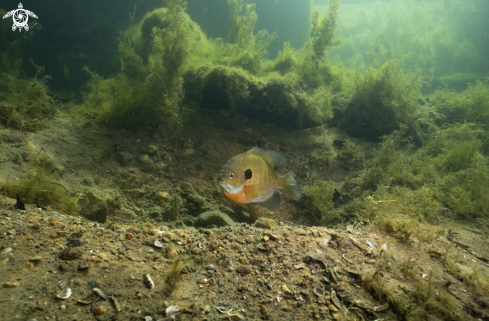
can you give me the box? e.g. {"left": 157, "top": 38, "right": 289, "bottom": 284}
{"left": 0, "top": 153, "right": 78, "bottom": 213}
{"left": 165, "top": 255, "right": 187, "bottom": 288}
{"left": 0, "top": 61, "right": 58, "bottom": 131}
{"left": 82, "top": 0, "right": 197, "bottom": 135}
{"left": 310, "top": 0, "right": 342, "bottom": 60}
{"left": 335, "top": 61, "right": 420, "bottom": 141}
{"left": 363, "top": 245, "right": 466, "bottom": 321}
{"left": 225, "top": 0, "right": 275, "bottom": 74}
{"left": 300, "top": 180, "right": 337, "bottom": 225}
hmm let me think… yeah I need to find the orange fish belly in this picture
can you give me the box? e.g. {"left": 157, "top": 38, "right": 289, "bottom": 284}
{"left": 223, "top": 187, "right": 248, "bottom": 205}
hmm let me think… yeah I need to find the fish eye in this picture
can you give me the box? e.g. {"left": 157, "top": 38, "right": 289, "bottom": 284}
{"left": 229, "top": 173, "right": 234, "bottom": 179}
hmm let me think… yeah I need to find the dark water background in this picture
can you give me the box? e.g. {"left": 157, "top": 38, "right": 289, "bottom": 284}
{"left": 1, "top": 0, "right": 488, "bottom": 93}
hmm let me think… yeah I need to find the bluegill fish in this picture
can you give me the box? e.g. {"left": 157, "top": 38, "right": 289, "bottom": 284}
{"left": 217, "top": 147, "right": 301, "bottom": 211}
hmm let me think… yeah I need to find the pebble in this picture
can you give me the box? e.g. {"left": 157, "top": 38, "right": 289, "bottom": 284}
{"left": 60, "top": 247, "right": 83, "bottom": 260}
{"left": 282, "top": 284, "right": 292, "bottom": 295}
{"left": 58, "top": 231, "right": 67, "bottom": 237}
{"left": 94, "top": 305, "right": 107, "bottom": 316}
{"left": 29, "top": 256, "right": 43, "bottom": 262}
{"left": 0, "top": 247, "right": 12, "bottom": 255}
{"left": 254, "top": 218, "right": 276, "bottom": 229}
{"left": 3, "top": 282, "right": 20, "bottom": 288}
{"left": 236, "top": 266, "right": 251, "bottom": 275}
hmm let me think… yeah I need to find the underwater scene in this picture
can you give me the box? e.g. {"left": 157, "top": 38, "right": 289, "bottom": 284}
{"left": 1, "top": 0, "right": 489, "bottom": 320}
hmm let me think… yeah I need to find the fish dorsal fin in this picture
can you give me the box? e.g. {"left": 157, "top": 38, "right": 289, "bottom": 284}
{"left": 248, "top": 147, "right": 287, "bottom": 171}
{"left": 261, "top": 191, "right": 281, "bottom": 211}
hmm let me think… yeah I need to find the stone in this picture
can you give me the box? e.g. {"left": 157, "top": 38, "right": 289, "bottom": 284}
{"left": 60, "top": 247, "right": 83, "bottom": 260}
{"left": 144, "top": 145, "right": 159, "bottom": 157}
{"left": 94, "top": 305, "right": 107, "bottom": 316}
{"left": 184, "top": 148, "right": 195, "bottom": 156}
{"left": 116, "top": 151, "right": 133, "bottom": 165}
{"left": 3, "top": 282, "right": 19, "bottom": 288}
{"left": 79, "top": 191, "right": 108, "bottom": 223}
{"left": 195, "top": 210, "right": 235, "bottom": 228}
{"left": 162, "top": 196, "right": 183, "bottom": 221}
{"left": 83, "top": 176, "right": 95, "bottom": 186}
{"left": 137, "top": 154, "right": 154, "bottom": 166}
{"left": 254, "top": 217, "right": 276, "bottom": 229}
{"left": 187, "top": 194, "right": 206, "bottom": 212}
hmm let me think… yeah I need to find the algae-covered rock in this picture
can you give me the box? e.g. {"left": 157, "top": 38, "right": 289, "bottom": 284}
{"left": 195, "top": 210, "right": 236, "bottom": 228}
{"left": 187, "top": 194, "right": 206, "bottom": 213}
{"left": 143, "top": 145, "right": 159, "bottom": 157}
{"left": 79, "top": 191, "right": 108, "bottom": 223}
{"left": 162, "top": 195, "right": 183, "bottom": 221}
{"left": 254, "top": 217, "right": 276, "bottom": 229}
{"left": 183, "top": 65, "right": 319, "bottom": 129}
{"left": 116, "top": 151, "right": 133, "bottom": 165}
{"left": 137, "top": 154, "right": 153, "bottom": 166}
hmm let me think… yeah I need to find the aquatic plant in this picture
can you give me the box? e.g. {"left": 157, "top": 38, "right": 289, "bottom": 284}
{"left": 300, "top": 180, "right": 338, "bottom": 225}
{"left": 0, "top": 61, "right": 58, "bottom": 131}
{"left": 0, "top": 153, "right": 78, "bottom": 214}
{"left": 83, "top": 0, "right": 195, "bottom": 135}
{"left": 310, "top": 0, "right": 342, "bottom": 60}
{"left": 165, "top": 255, "right": 186, "bottom": 288}
{"left": 432, "top": 80, "right": 489, "bottom": 127}
{"left": 336, "top": 60, "right": 420, "bottom": 141}
{"left": 225, "top": 0, "right": 275, "bottom": 74}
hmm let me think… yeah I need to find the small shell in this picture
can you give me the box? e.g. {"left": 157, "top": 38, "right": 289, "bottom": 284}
{"left": 166, "top": 305, "right": 181, "bottom": 318}
{"left": 216, "top": 306, "right": 232, "bottom": 314}
{"left": 313, "top": 286, "right": 325, "bottom": 297}
{"left": 373, "top": 304, "right": 389, "bottom": 312}
{"left": 56, "top": 287, "right": 72, "bottom": 299}
{"left": 0, "top": 247, "right": 12, "bottom": 255}
{"left": 144, "top": 274, "right": 155, "bottom": 290}
{"left": 331, "top": 290, "right": 342, "bottom": 310}
{"left": 154, "top": 239, "right": 163, "bottom": 248}
{"left": 110, "top": 296, "right": 121, "bottom": 312}
{"left": 342, "top": 253, "right": 353, "bottom": 264}
{"left": 78, "top": 292, "right": 100, "bottom": 304}
{"left": 366, "top": 240, "right": 375, "bottom": 248}
{"left": 235, "top": 266, "right": 251, "bottom": 275}
{"left": 93, "top": 288, "right": 107, "bottom": 300}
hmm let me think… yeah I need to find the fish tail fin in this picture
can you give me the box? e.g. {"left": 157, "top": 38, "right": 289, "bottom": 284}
{"left": 282, "top": 171, "right": 301, "bottom": 201}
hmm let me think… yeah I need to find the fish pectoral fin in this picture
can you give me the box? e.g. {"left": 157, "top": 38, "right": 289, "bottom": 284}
{"left": 260, "top": 191, "right": 281, "bottom": 211}
{"left": 244, "top": 182, "right": 274, "bottom": 203}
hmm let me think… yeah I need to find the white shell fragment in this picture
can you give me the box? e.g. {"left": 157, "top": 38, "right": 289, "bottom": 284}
{"left": 366, "top": 240, "right": 376, "bottom": 248}
{"left": 0, "top": 247, "right": 12, "bottom": 255}
{"left": 216, "top": 306, "right": 233, "bottom": 314}
{"left": 166, "top": 305, "right": 181, "bottom": 318}
{"left": 154, "top": 239, "right": 163, "bottom": 248}
{"left": 144, "top": 274, "right": 155, "bottom": 290}
{"left": 313, "top": 286, "right": 325, "bottom": 297}
{"left": 56, "top": 287, "right": 72, "bottom": 300}
{"left": 78, "top": 292, "right": 100, "bottom": 304}
{"left": 93, "top": 288, "right": 107, "bottom": 300}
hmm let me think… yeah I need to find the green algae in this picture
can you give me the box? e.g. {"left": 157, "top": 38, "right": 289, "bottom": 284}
{"left": 0, "top": 65, "right": 58, "bottom": 131}
{"left": 0, "top": 153, "right": 78, "bottom": 214}
{"left": 335, "top": 60, "right": 420, "bottom": 141}
{"left": 300, "top": 180, "right": 338, "bottom": 225}
{"left": 82, "top": 0, "right": 196, "bottom": 135}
